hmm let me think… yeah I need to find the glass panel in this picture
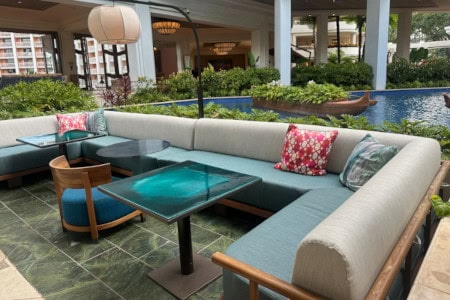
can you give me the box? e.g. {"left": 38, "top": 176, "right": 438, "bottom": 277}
{"left": 99, "top": 161, "right": 261, "bottom": 223}
{"left": 17, "top": 129, "right": 102, "bottom": 148}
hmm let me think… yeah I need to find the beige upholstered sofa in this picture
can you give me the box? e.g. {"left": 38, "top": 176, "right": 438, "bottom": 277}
{"left": 0, "top": 111, "right": 448, "bottom": 299}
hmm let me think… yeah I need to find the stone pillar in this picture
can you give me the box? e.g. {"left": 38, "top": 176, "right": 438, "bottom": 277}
{"left": 274, "top": 0, "right": 291, "bottom": 84}
{"left": 251, "top": 26, "right": 270, "bottom": 67}
{"left": 58, "top": 31, "right": 77, "bottom": 77}
{"left": 397, "top": 11, "right": 412, "bottom": 61}
{"left": 127, "top": 3, "right": 156, "bottom": 82}
{"left": 316, "top": 15, "right": 329, "bottom": 65}
{"left": 365, "top": 0, "right": 390, "bottom": 90}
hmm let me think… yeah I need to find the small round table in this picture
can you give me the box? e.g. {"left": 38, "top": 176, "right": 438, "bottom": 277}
{"left": 96, "top": 139, "right": 170, "bottom": 158}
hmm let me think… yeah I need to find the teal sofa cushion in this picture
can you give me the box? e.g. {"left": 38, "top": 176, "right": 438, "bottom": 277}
{"left": 81, "top": 136, "right": 157, "bottom": 174}
{"left": 0, "top": 145, "right": 59, "bottom": 176}
{"left": 223, "top": 187, "right": 353, "bottom": 300}
{"left": 156, "top": 150, "right": 342, "bottom": 212}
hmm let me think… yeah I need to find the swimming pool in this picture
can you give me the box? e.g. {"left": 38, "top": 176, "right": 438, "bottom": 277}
{"left": 352, "top": 88, "right": 450, "bottom": 127}
{"left": 169, "top": 87, "right": 450, "bottom": 127}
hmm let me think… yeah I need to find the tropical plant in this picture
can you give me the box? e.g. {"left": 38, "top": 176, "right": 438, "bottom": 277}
{"left": 247, "top": 81, "right": 348, "bottom": 104}
{"left": 412, "top": 12, "right": 450, "bottom": 42}
{"left": 0, "top": 79, "right": 96, "bottom": 119}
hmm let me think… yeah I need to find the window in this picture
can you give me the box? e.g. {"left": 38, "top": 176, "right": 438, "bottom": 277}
{"left": 24, "top": 58, "right": 33, "bottom": 62}
{"left": 5, "top": 48, "right": 13, "bottom": 53}
{"left": 7, "top": 69, "right": 15, "bottom": 74}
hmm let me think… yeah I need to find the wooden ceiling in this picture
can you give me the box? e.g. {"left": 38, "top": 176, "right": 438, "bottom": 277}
{"left": 0, "top": 0, "right": 57, "bottom": 10}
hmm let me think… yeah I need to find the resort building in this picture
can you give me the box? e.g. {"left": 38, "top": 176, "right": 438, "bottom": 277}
{"left": 0, "top": 32, "right": 54, "bottom": 76}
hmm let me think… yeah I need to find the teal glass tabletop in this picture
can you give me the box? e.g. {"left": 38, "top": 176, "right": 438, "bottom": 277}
{"left": 98, "top": 161, "right": 262, "bottom": 223}
{"left": 17, "top": 129, "right": 103, "bottom": 148}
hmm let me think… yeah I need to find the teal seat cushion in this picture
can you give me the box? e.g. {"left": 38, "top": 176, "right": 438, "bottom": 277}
{"left": 61, "top": 187, "right": 136, "bottom": 226}
{"left": 0, "top": 145, "right": 59, "bottom": 176}
{"left": 155, "top": 150, "right": 342, "bottom": 212}
{"left": 81, "top": 136, "right": 157, "bottom": 174}
{"left": 223, "top": 187, "right": 353, "bottom": 300}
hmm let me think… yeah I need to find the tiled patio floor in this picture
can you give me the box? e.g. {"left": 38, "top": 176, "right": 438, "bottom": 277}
{"left": 0, "top": 173, "right": 263, "bottom": 299}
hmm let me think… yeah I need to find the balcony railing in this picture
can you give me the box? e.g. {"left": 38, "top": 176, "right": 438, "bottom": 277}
{"left": 15, "top": 41, "right": 31, "bottom": 47}
{"left": 18, "top": 62, "right": 34, "bottom": 68}
{"left": 0, "top": 52, "right": 14, "bottom": 58}
{"left": 0, "top": 42, "right": 13, "bottom": 48}
{"left": 0, "top": 32, "right": 11, "bottom": 37}
{"left": 17, "top": 52, "right": 33, "bottom": 58}
{"left": 0, "top": 62, "right": 16, "bottom": 68}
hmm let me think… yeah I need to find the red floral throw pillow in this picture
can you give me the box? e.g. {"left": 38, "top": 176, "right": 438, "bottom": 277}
{"left": 56, "top": 113, "right": 87, "bottom": 134}
{"left": 274, "top": 124, "right": 338, "bottom": 176}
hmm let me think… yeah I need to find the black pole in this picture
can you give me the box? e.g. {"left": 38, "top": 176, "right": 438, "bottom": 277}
{"left": 116, "top": 0, "right": 204, "bottom": 118}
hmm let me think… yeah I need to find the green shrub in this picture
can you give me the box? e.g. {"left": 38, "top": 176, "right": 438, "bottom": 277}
{"left": 247, "top": 82, "right": 348, "bottom": 104}
{"left": 387, "top": 57, "right": 450, "bottom": 86}
{"left": 291, "top": 63, "right": 373, "bottom": 89}
{"left": 201, "top": 66, "right": 226, "bottom": 97}
{"left": 0, "top": 79, "right": 96, "bottom": 119}
{"left": 159, "top": 70, "right": 197, "bottom": 100}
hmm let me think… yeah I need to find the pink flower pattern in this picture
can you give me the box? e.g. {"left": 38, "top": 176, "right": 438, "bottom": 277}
{"left": 274, "top": 124, "right": 338, "bottom": 176}
{"left": 56, "top": 113, "right": 87, "bottom": 134}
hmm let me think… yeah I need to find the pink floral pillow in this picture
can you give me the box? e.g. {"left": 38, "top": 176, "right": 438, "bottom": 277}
{"left": 56, "top": 113, "right": 87, "bottom": 134}
{"left": 274, "top": 124, "right": 338, "bottom": 176}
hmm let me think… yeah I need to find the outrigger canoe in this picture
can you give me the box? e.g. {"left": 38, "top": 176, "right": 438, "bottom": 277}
{"left": 253, "top": 91, "right": 377, "bottom": 118}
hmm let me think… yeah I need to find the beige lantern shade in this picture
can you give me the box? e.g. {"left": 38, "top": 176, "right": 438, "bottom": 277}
{"left": 88, "top": 5, "right": 141, "bottom": 45}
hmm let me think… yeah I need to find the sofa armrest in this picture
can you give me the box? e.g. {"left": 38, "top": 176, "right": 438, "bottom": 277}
{"left": 366, "top": 160, "right": 450, "bottom": 299}
{"left": 211, "top": 252, "right": 322, "bottom": 300}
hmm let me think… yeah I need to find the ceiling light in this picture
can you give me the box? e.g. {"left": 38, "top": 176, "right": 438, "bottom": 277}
{"left": 152, "top": 21, "right": 181, "bottom": 35}
{"left": 214, "top": 42, "right": 236, "bottom": 52}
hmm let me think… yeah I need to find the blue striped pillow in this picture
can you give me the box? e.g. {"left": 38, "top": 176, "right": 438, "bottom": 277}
{"left": 339, "top": 134, "right": 398, "bottom": 191}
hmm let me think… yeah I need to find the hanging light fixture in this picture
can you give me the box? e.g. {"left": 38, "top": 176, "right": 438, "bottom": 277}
{"left": 88, "top": 5, "right": 141, "bottom": 44}
{"left": 213, "top": 48, "right": 228, "bottom": 55}
{"left": 214, "top": 42, "right": 236, "bottom": 52}
{"left": 152, "top": 20, "right": 181, "bottom": 35}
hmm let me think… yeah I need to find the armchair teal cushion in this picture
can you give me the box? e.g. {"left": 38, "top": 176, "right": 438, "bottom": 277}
{"left": 61, "top": 187, "right": 135, "bottom": 226}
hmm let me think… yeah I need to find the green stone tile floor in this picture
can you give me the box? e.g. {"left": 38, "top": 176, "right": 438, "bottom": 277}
{"left": 0, "top": 173, "right": 264, "bottom": 300}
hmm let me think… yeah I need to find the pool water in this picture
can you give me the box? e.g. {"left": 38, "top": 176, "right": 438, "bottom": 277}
{"left": 168, "top": 88, "right": 450, "bottom": 127}
{"left": 353, "top": 88, "right": 450, "bottom": 127}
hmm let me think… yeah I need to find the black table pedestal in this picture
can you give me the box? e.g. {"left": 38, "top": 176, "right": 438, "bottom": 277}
{"left": 147, "top": 216, "right": 222, "bottom": 299}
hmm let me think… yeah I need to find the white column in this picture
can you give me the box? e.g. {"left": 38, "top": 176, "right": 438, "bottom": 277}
{"left": 274, "top": 0, "right": 291, "bottom": 84}
{"left": 397, "top": 11, "right": 412, "bottom": 61}
{"left": 251, "top": 26, "right": 270, "bottom": 67}
{"left": 365, "top": 0, "right": 390, "bottom": 90}
{"left": 316, "top": 15, "right": 329, "bottom": 64}
{"left": 127, "top": 4, "right": 156, "bottom": 82}
{"left": 176, "top": 42, "right": 183, "bottom": 72}
{"left": 58, "top": 31, "right": 77, "bottom": 76}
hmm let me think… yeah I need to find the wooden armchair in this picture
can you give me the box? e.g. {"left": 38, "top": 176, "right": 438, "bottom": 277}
{"left": 49, "top": 155, "right": 143, "bottom": 241}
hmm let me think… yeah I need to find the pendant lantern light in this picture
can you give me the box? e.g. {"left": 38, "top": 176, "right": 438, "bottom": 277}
{"left": 88, "top": 5, "right": 141, "bottom": 44}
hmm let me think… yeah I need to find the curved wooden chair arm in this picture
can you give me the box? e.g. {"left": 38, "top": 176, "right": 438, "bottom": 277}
{"left": 211, "top": 252, "right": 322, "bottom": 300}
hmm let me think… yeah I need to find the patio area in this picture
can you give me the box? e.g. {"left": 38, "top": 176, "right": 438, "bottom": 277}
{"left": 0, "top": 172, "right": 264, "bottom": 299}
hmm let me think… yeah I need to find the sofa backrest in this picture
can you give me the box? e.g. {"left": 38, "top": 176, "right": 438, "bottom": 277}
{"left": 194, "top": 118, "right": 418, "bottom": 174}
{"left": 194, "top": 118, "right": 289, "bottom": 162}
{"left": 0, "top": 115, "right": 58, "bottom": 147}
{"left": 291, "top": 137, "right": 442, "bottom": 299}
{"left": 104, "top": 111, "right": 197, "bottom": 150}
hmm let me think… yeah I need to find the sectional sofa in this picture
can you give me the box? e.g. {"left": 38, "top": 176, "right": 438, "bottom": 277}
{"left": 0, "top": 110, "right": 448, "bottom": 299}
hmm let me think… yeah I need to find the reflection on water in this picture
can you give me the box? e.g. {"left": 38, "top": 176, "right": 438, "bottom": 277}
{"left": 356, "top": 88, "right": 450, "bottom": 127}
